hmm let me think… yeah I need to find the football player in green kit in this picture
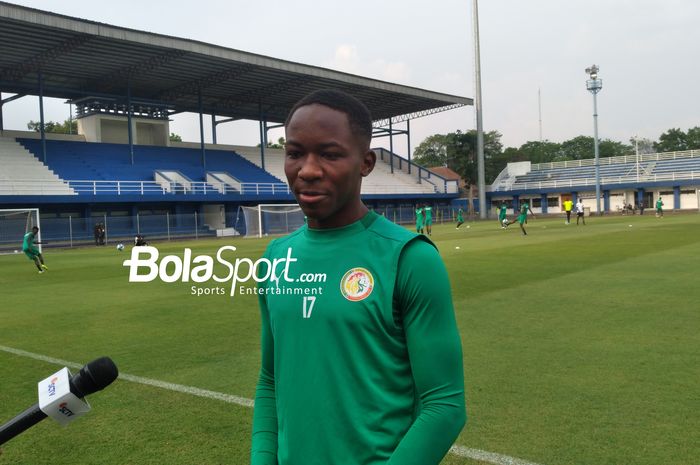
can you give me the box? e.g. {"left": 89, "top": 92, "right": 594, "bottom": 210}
{"left": 424, "top": 203, "right": 433, "bottom": 235}
{"left": 655, "top": 196, "right": 664, "bottom": 217}
{"left": 22, "top": 226, "right": 48, "bottom": 273}
{"left": 415, "top": 204, "right": 424, "bottom": 233}
{"left": 498, "top": 201, "right": 508, "bottom": 229}
{"left": 516, "top": 200, "right": 535, "bottom": 235}
{"left": 251, "top": 90, "right": 466, "bottom": 465}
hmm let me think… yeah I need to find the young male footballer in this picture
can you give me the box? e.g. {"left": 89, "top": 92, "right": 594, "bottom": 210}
{"left": 423, "top": 203, "right": 433, "bottom": 235}
{"left": 415, "top": 204, "right": 424, "bottom": 233}
{"left": 251, "top": 89, "right": 466, "bottom": 465}
{"left": 516, "top": 200, "right": 535, "bottom": 235}
{"left": 22, "top": 226, "right": 48, "bottom": 273}
{"left": 456, "top": 207, "right": 464, "bottom": 229}
{"left": 498, "top": 201, "right": 508, "bottom": 228}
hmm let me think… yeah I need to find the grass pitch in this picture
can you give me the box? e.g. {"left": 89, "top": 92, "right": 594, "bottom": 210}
{"left": 1, "top": 213, "right": 698, "bottom": 465}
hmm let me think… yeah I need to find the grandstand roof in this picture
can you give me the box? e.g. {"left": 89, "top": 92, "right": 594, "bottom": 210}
{"left": 0, "top": 2, "right": 472, "bottom": 125}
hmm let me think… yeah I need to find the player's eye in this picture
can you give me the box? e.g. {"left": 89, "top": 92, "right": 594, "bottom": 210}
{"left": 321, "top": 152, "right": 342, "bottom": 160}
{"left": 285, "top": 150, "right": 303, "bottom": 159}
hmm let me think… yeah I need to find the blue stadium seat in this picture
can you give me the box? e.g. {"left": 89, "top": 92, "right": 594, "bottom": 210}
{"left": 17, "top": 140, "right": 284, "bottom": 191}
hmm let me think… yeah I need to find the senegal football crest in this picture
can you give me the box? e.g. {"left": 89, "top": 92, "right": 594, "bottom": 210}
{"left": 340, "top": 267, "right": 374, "bottom": 301}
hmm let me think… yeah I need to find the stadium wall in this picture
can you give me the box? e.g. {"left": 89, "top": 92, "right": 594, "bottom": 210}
{"left": 0, "top": 129, "right": 85, "bottom": 142}
{"left": 488, "top": 186, "right": 700, "bottom": 216}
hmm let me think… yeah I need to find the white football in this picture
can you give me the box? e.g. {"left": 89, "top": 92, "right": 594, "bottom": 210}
{"left": 502, "top": 219, "right": 509, "bottom": 225}
{"left": 116, "top": 243, "right": 125, "bottom": 251}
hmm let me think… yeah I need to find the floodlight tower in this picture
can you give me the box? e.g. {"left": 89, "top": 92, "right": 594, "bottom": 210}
{"left": 473, "top": 0, "right": 486, "bottom": 219}
{"left": 585, "top": 65, "right": 603, "bottom": 215}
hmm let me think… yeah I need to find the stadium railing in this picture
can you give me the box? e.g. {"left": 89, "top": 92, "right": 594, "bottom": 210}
{"left": 530, "top": 149, "right": 700, "bottom": 171}
{"left": 0, "top": 179, "right": 291, "bottom": 196}
{"left": 509, "top": 170, "right": 700, "bottom": 190}
{"left": 374, "top": 148, "right": 459, "bottom": 194}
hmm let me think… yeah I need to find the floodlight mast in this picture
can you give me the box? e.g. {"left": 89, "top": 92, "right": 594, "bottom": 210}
{"left": 586, "top": 64, "right": 603, "bottom": 215}
{"left": 473, "top": 0, "right": 486, "bottom": 219}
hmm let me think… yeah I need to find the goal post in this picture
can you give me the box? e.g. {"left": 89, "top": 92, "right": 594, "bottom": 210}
{"left": 237, "top": 204, "right": 305, "bottom": 238}
{"left": 0, "top": 208, "right": 41, "bottom": 254}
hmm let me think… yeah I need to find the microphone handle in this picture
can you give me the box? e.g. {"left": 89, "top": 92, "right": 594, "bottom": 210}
{"left": 0, "top": 403, "right": 47, "bottom": 446}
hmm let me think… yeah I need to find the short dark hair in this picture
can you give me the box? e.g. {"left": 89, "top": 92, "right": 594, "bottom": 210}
{"left": 32, "top": 226, "right": 39, "bottom": 231}
{"left": 285, "top": 89, "right": 373, "bottom": 148}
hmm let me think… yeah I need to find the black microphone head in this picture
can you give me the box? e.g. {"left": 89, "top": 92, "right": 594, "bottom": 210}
{"left": 69, "top": 357, "right": 119, "bottom": 398}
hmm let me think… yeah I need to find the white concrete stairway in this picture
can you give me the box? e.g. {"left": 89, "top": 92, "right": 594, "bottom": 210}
{"left": 0, "top": 137, "right": 75, "bottom": 195}
{"left": 235, "top": 147, "right": 287, "bottom": 182}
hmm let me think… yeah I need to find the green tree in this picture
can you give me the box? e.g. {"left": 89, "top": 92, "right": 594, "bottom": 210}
{"left": 169, "top": 132, "right": 182, "bottom": 142}
{"left": 654, "top": 128, "right": 687, "bottom": 152}
{"left": 558, "top": 136, "right": 595, "bottom": 160}
{"left": 599, "top": 139, "right": 632, "bottom": 158}
{"left": 413, "top": 130, "right": 503, "bottom": 214}
{"left": 413, "top": 130, "right": 502, "bottom": 186}
{"left": 556, "top": 136, "right": 632, "bottom": 160}
{"left": 683, "top": 127, "right": 700, "bottom": 150}
{"left": 514, "top": 140, "right": 562, "bottom": 165}
{"left": 410, "top": 134, "right": 449, "bottom": 166}
{"left": 27, "top": 119, "right": 77, "bottom": 134}
{"left": 256, "top": 137, "right": 286, "bottom": 149}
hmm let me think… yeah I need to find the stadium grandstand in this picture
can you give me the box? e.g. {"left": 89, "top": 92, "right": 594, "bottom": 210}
{"left": 0, "top": 2, "right": 469, "bottom": 243}
{"left": 2, "top": 1, "right": 697, "bottom": 246}
{"left": 488, "top": 149, "right": 700, "bottom": 216}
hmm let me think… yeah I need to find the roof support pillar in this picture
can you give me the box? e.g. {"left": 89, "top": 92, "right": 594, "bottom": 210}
{"left": 0, "top": 91, "right": 4, "bottom": 132}
{"left": 38, "top": 71, "right": 47, "bottom": 163}
{"left": 258, "top": 102, "right": 266, "bottom": 172}
{"left": 406, "top": 119, "right": 411, "bottom": 175}
{"left": 673, "top": 186, "right": 681, "bottom": 210}
{"left": 198, "top": 87, "right": 206, "bottom": 168}
{"left": 127, "top": 82, "right": 134, "bottom": 165}
{"left": 541, "top": 193, "right": 548, "bottom": 214}
{"left": 389, "top": 119, "right": 394, "bottom": 174}
{"left": 211, "top": 114, "right": 217, "bottom": 145}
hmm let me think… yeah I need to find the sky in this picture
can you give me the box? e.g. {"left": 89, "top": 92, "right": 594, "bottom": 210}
{"left": 2, "top": 0, "right": 698, "bottom": 156}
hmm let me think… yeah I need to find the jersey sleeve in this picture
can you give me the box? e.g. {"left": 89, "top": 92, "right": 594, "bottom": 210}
{"left": 387, "top": 239, "right": 467, "bottom": 465}
{"left": 251, "top": 246, "right": 278, "bottom": 465}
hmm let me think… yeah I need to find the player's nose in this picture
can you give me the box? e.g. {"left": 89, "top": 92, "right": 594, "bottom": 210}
{"left": 297, "top": 153, "right": 323, "bottom": 181}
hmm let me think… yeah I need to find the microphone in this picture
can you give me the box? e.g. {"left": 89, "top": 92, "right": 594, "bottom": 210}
{"left": 0, "top": 357, "right": 118, "bottom": 446}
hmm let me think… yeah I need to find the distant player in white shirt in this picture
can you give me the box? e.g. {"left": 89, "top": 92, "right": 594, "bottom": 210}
{"left": 575, "top": 199, "right": 586, "bottom": 225}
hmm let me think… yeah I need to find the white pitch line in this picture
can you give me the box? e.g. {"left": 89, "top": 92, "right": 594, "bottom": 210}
{"left": 0, "top": 345, "right": 253, "bottom": 408}
{"left": 1, "top": 344, "right": 544, "bottom": 465}
{"left": 450, "top": 445, "right": 545, "bottom": 465}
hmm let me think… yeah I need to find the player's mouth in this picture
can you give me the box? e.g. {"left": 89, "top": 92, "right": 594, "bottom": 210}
{"left": 297, "top": 190, "right": 328, "bottom": 204}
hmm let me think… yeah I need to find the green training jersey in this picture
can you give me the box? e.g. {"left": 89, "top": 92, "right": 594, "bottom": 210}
{"left": 415, "top": 208, "right": 423, "bottom": 224}
{"left": 22, "top": 231, "right": 35, "bottom": 251}
{"left": 457, "top": 209, "right": 464, "bottom": 221}
{"left": 424, "top": 206, "right": 432, "bottom": 221}
{"left": 252, "top": 211, "right": 465, "bottom": 465}
{"left": 499, "top": 205, "right": 507, "bottom": 219}
{"left": 520, "top": 203, "right": 529, "bottom": 215}
{"left": 656, "top": 199, "right": 663, "bottom": 209}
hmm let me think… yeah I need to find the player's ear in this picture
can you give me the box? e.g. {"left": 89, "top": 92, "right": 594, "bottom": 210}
{"left": 361, "top": 149, "right": 376, "bottom": 177}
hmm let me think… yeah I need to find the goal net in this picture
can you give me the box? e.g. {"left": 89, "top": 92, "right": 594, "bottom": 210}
{"left": 237, "top": 204, "right": 305, "bottom": 238}
{"left": 0, "top": 208, "right": 41, "bottom": 255}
